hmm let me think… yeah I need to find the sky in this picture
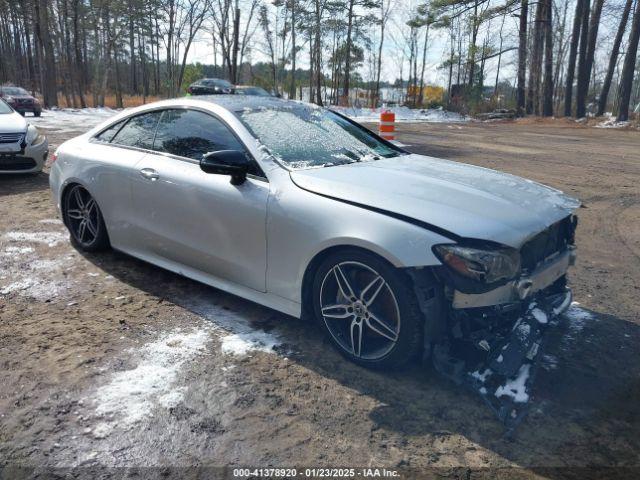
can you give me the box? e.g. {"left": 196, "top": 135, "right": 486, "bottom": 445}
{"left": 181, "top": 0, "right": 534, "bottom": 88}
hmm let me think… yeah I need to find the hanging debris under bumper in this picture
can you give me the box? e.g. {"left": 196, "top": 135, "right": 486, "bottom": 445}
{"left": 431, "top": 287, "right": 572, "bottom": 432}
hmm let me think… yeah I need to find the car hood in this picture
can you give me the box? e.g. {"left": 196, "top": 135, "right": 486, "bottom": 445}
{"left": 0, "top": 111, "right": 27, "bottom": 133}
{"left": 289, "top": 154, "right": 580, "bottom": 248}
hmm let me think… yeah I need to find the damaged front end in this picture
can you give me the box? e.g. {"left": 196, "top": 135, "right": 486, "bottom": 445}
{"left": 412, "top": 215, "right": 578, "bottom": 432}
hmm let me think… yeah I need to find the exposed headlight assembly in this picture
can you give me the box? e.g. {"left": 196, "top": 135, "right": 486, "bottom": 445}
{"left": 433, "top": 244, "right": 521, "bottom": 284}
{"left": 26, "top": 124, "right": 45, "bottom": 145}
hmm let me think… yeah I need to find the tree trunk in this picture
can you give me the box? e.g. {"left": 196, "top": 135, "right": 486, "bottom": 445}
{"left": 374, "top": 1, "right": 387, "bottom": 107}
{"left": 576, "top": 0, "right": 604, "bottom": 117}
{"left": 616, "top": 0, "right": 640, "bottom": 121}
{"left": 494, "top": 12, "right": 507, "bottom": 97}
{"left": 564, "top": 0, "right": 587, "bottom": 116}
{"left": 129, "top": 3, "right": 137, "bottom": 93}
{"left": 35, "top": 0, "right": 58, "bottom": 107}
{"left": 418, "top": 23, "right": 430, "bottom": 106}
{"left": 314, "top": 0, "right": 323, "bottom": 106}
{"left": 574, "top": 0, "right": 591, "bottom": 118}
{"left": 289, "top": 0, "right": 296, "bottom": 99}
{"left": 342, "top": 0, "right": 355, "bottom": 105}
{"left": 166, "top": 0, "right": 175, "bottom": 96}
{"left": 467, "top": 0, "right": 480, "bottom": 87}
{"left": 542, "top": 0, "right": 554, "bottom": 116}
{"left": 527, "top": 0, "right": 545, "bottom": 114}
{"left": 517, "top": 0, "right": 529, "bottom": 115}
{"left": 597, "top": 0, "right": 633, "bottom": 116}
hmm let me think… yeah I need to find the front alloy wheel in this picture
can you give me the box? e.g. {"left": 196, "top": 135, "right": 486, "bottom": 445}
{"left": 63, "top": 185, "right": 110, "bottom": 251}
{"left": 313, "top": 250, "right": 424, "bottom": 369}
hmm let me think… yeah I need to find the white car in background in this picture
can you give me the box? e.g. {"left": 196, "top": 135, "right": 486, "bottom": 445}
{"left": 0, "top": 99, "right": 48, "bottom": 174}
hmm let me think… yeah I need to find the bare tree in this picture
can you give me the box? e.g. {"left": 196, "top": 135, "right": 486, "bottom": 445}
{"left": 616, "top": 0, "right": 640, "bottom": 121}
{"left": 576, "top": 0, "right": 604, "bottom": 118}
{"left": 516, "top": 0, "right": 529, "bottom": 115}
{"left": 597, "top": 0, "right": 633, "bottom": 116}
{"left": 542, "top": 0, "right": 553, "bottom": 116}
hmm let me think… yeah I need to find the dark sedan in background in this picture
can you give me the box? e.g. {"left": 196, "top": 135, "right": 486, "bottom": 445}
{"left": 187, "top": 78, "right": 234, "bottom": 95}
{"left": 0, "top": 86, "right": 42, "bottom": 117}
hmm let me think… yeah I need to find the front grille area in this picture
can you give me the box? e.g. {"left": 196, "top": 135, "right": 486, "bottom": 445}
{"left": 520, "top": 215, "right": 576, "bottom": 272}
{"left": 0, "top": 156, "right": 36, "bottom": 170}
{"left": 0, "top": 132, "right": 24, "bottom": 144}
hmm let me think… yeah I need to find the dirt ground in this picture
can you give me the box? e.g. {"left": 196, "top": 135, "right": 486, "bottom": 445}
{"left": 1, "top": 119, "right": 639, "bottom": 479}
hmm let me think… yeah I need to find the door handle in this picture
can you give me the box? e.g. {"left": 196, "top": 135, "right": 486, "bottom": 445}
{"left": 139, "top": 168, "right": 159, "bottom": 181}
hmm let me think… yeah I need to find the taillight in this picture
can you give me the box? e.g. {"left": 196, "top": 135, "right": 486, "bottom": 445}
{"left": 51, "top": 151, "right": 58, "bottom": 164}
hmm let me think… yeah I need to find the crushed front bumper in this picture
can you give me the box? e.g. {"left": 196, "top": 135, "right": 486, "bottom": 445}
{"left": 452, "top": 247, "right": 576, "bottom": 309}
{"left": 432, "top": 286, "right": 572, "bottom": 433}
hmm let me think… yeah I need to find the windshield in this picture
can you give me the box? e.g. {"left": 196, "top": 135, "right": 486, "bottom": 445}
{"left": 0, "top": 99, "right": 12, "bottom": 114}
{"left": 1, "top": 87, "right": 29, "bottom": 96}
{"left": 238, "top": 106, "right": 402, "bottom": 169}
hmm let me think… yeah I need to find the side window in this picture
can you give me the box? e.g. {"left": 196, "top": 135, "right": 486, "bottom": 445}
{"left": 94, "top": 119, "right": 126, "bottom": 143}
{"left": 153, "top": 109, "right": 245, "bottom": 161}
{"left": 111, "top": 111, "right": 162, "bottom": 150}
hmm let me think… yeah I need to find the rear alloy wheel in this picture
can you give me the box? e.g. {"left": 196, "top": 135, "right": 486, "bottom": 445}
{"left": 63, "top": 185, "right": 110, "bottom": 251}
{"left": 313, "top": 250, "right": 424, "bottom": 369}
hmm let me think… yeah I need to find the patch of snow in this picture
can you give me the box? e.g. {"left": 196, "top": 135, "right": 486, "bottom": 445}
{"left": 564, "top": 302, "right": 595, "bottom": 336}
{"left": 470, "top": 369, "right": 492, "bottom": 382}
{"left": 0, "top": 243, "right": 71, "bottom": 300}
{"left": 31, "top": 107, "right": 120, "bottom": 134}
{"left": 596, "top": 118, "right": 630, "bottom": 129}
{"left": 221, "top": 331, "right": 281, "bottom": 356}
{"left": 531, "top": 308, "right": 548, "bottom": 324}
{"left": 515, "top": 322, "right": 531, "bottom": 340}
{"left": 185, "top": 296, "right": 283, "bottom": 358}
{"left": 92, "top": 422, "right": 113, "bottom": 439}
{"left": 92, "top": 328, "right": 211, "bottom": 426}
{"left": 4, "top": 231, "right": 66, "bottom": 247}
{"left": 331, "top": 105, "right": 469, "bottom": 123}
{"left": 2, "top": 245, "right": 34, "bottom": 256}
{"left": 495, "top": 364, "right": 531, "bottom": 403}
{"left": 0, "top": 279, "right": 33, "bottom": 295}
{"left": 39, "top": 218, "right": 64, "bottom": 225}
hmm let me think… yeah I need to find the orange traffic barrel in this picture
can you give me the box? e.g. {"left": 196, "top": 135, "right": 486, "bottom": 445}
{"left": 379, "top": 110, "right": 395, "bottom": 140}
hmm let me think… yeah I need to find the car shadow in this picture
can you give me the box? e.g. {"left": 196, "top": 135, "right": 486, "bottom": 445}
{"left": 79, "top": 247, "right": 640, "bottom": 474}
{"left": 0, "top": 171, "right": 50, "bottom": 197}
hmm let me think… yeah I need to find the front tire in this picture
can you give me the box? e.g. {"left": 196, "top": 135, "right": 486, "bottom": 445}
{"left": 312, "top": 250, "right": 424, "bottom": 369}
{"left": 62, "top": 185, "right": 110, "bottom": 252}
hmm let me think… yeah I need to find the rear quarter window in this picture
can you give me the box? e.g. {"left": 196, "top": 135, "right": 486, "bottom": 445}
{"left": 110, "top": 111, "right": 162, "bottom": 150}
{"left": 94, "top": 120, "right": 126, "bottom": 143}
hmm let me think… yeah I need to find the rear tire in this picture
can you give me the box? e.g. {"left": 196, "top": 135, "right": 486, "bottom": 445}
{"left": 34, "top": 111, "right": 41, "bottom": 117}
{"left": 62, "top": 185, "right": 110, "bottom": 252}
{"left": 312, "top": 249, "right": 424, "bottom": 369}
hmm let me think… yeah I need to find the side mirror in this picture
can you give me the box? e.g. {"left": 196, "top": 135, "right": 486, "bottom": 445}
{"left": 200, "top": 150, "right": 250, "bottom": 185}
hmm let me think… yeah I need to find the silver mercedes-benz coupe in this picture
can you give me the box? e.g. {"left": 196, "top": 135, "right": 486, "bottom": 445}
{"left": 49, "top": 96, "right": 580, "bottom": 370}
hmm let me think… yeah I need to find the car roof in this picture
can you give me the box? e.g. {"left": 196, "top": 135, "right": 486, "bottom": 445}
{"left": 89, "top": 95, "right": 319, "bottom": 136}
{"left": 183, "top": 94, "right": 310, "bottom": 113}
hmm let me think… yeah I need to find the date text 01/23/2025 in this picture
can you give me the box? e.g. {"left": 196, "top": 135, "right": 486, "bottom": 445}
{"left": 232, "top": 468, "right": 400, "bottom": 478}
